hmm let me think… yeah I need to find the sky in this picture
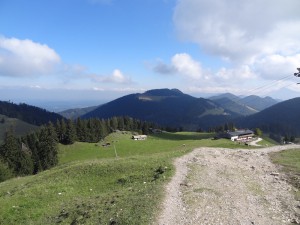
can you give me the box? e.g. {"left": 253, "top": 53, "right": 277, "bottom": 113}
{"left": 0, "top": 0, "right": 300, "bottom": 110}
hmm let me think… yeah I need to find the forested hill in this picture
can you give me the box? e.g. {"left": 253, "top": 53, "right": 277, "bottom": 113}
{"left": 237, "top": 97, "right": 300, "bottom": 136}
{"left": 0, "top": 101, "right": 65, "bottom": 126}
{"left": 81, "top": 88, "right": 233, "bottom": 130}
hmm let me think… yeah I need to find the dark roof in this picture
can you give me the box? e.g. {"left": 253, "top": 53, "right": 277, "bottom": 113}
{"left": 227, "top": 129, "right": 254, "bottom": 137}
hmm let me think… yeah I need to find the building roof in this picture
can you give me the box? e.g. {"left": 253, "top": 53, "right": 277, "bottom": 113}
{"left": 227, "top": 129, "right": 254, "bottom": 137}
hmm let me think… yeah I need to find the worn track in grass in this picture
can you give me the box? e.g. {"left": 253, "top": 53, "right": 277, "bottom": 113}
{"left": 157, "top": 145, "right": 300, "bottom": 225}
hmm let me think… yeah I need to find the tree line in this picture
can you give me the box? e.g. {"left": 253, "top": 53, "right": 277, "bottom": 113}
{"left": 0, "top": 116, "right": 160, "bottom": 182}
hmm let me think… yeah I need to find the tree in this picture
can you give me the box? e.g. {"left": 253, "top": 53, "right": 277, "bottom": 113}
{"left": 56, "top": 119, "right": 67, "bottom": 143}
{"left": 0, "top": 129, "right": 19, "bottom": 170}
{"left": 142, "top": 122, "right": 149, "bottom": 135}
{"left": 76, "top": 118, "right": 87, "bottom": 142}
{"left": 1, "top": 129, "right": 33, "bottom": 175}
{"left": 254, "top": 128, "right": 263, "bottom": 137}
{"left": 110, "top": 117, "right": 118, "bottom": 130}
{"left": 24, "top": 132, "right": 42, "bottom": 174}
{"left": 0, "top": 158, "right": 13, "bottom": 182}
{"left": 64, "top": 119, "right": 77, "bottom": 144}
{"left": 38, "top": 122, "right": 58, "bottom": 170}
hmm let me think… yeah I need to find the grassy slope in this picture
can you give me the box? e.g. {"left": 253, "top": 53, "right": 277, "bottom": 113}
{"left": 0, "top": 132, "right": 266, "bottom": 224}
{"left": 269, "top": 148, "right": 300, "bottom": 200}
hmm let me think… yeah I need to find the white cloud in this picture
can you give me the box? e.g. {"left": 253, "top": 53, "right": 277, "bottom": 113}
{"left": 0, "top": 36, "right": 61, "bottom": 77}
{"left": 215, "top": 65, "right": 256, "bottom": 81}
{"left": 90, "top": 69, "right": 132, "bottom": 84}
{"left": 254, "top": 54, "right": 300, "bottom": 79}
{"left": 174, "top": 0, "right": 300, "bottom": 63}
{"left": 152, "top": 53, "right": 204, "bottom": 80}
{"left": 172, "top": 53, "right": 203, "bottom": 79}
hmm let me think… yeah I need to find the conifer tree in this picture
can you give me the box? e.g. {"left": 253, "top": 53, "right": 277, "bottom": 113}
{"left": 64, "top": 119, "right": 77, "bottom": 144}
{"left": 38, "top": 122, "right": 58, "bottom": 170}
{"left": 76, "top": 118, "right": 87, "bottom": 142}
{"left": 1, "top": 129, "right": 33, "bottom": 175}
{"left": 24, "top": 132, "right": 42, "bottom": 174}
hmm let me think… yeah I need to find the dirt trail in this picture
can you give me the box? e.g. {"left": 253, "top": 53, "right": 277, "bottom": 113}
{"left": 157, "top": 145, "right": 300, "bottom": 225}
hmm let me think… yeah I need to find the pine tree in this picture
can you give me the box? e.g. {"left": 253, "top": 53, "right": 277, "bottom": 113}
{"left": 56, "top": 119, "right": 66, "bottom": 143}
{"left": 1, "top": 129, "right": 33, "bottom": 175}
{"left": 0, "top": 129, "right": 19, "bottom": 170}
{"left": 25, "top": 132, "right": 42, "bottom": 174}
{"left": 76, "top": 118, "right": 87, "bottom": 142}
{"left": 110, "top": 117, "right": 118, "bottom": 130}
{"left": 64, "top": 119, "right": 77, "bottom": 144}
{"left": 38, "top": 122, "right": 58, "bottom": 170}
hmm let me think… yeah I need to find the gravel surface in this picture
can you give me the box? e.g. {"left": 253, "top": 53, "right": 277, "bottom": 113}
{"left": 157, "top": 145, "right": 300, "bottom": 225}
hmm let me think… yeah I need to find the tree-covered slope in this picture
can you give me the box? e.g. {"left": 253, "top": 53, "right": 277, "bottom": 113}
{"left": 0, "top": 114, "right": 38, "bottom": 143}
{"left": 0, "top": 101, "right": 65, "bottom": 126}
{"left": 82, "top": 89, "right": 234, "bottom": 130}
{"left": 237, "top": 97, "right": 300, "bottom": 135}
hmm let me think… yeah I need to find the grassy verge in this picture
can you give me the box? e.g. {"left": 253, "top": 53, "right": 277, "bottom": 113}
{"left": 0, "top": 132, "right": 267, "bottom": 224}
{"left": 269, "top": 148, "right": 300, "bottom": 200}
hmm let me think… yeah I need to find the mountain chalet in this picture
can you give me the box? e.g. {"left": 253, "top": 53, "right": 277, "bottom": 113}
{"left": 226, "top": 130, "right": 254, "bottom": 142}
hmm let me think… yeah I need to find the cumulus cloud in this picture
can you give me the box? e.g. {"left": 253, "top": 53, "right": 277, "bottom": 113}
{"left": 254, "top": 54, "right": 300, "bottom": 79}
{"left": 172, "top": 53, "right": 203, "bottom": 79}
{"left": 153, "top": 53, "right": 204, "bottom": 80}
{"left": 174, "top": 0, "right": 300, "bottom": 62}
{"left": 216, "top": 65, "right": 256, "bottom": 81}
{"left": 90, "top": 69, "right": 132, "bottom": 84}
{"left": 0, "top": 36, "right": 61, "bottom": 77}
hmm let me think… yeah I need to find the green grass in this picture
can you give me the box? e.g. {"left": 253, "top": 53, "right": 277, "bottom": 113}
{"left": 0, "top": 131, "right": 270, "bottom": 224}
{"left": 269, "top": 148, "right": 300, "bottom": 200}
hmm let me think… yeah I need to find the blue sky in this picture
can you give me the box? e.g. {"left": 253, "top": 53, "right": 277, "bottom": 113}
{"left": 1, "top": 0, "right": 300, "bottom": 109}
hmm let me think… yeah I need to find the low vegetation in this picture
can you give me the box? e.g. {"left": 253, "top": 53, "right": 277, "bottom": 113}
{"left": 0, "top": 131, "right": 262, "bottom": 224}
{"left": 269, "top": 148, "right": 300, "bottom": 200}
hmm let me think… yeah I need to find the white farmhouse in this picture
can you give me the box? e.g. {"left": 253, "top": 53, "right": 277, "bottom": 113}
{"left": 132, "top": 135, "right": 147, "bottom": 141}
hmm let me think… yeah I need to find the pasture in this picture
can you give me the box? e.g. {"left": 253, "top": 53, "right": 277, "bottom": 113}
{"left": 0, "top": 131, "right": 267, "bottom": 224}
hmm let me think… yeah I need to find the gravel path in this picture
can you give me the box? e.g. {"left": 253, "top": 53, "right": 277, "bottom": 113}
{"left": 157, "top": 145, "right": 300, "bottom": 225}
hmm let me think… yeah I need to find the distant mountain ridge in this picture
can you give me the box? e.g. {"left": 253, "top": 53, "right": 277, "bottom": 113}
{"left": 59, "top": 105, "right": 98, "bottom": 119}
{"left": 210, "top": 93, "right": 278, "bottom": 114}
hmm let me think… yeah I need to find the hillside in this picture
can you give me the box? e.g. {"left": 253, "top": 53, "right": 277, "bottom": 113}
{"left": 81, "top": 89, "right": 235, "bottom": 130}
{"left": 210, "top": 93, "right": 278, "bottom": 113}
{"left": 0, "top": 114, "right": 38, "bottom": 143}
{"left": 0, "top": 101, "right": 65, "bottom": 126}
{"left": 212, "top": 97, "right": 257, "bottom": 116}
{"left": 58, "top": 105, "right": 98, "bottom": 119}
{"left": 0, "top": 132, "right": 259, "bottom": 224}
{"left": 239, "top": 95, "right": 278, "bottom": 111}
{"left": 237, "top": 97, "right": 300, "bottom": 135}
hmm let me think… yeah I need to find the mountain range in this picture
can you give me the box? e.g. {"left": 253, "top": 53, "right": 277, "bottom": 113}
{"left": 80, "top": 88, "right": 280, "bottom": 131}
{"left": 1, "top": 88, "right": 299, "bottom": 139}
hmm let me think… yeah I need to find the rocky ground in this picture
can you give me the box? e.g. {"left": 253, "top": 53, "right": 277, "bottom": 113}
{"left": 157, "top": 145, "right": 300, "bottom": 225}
